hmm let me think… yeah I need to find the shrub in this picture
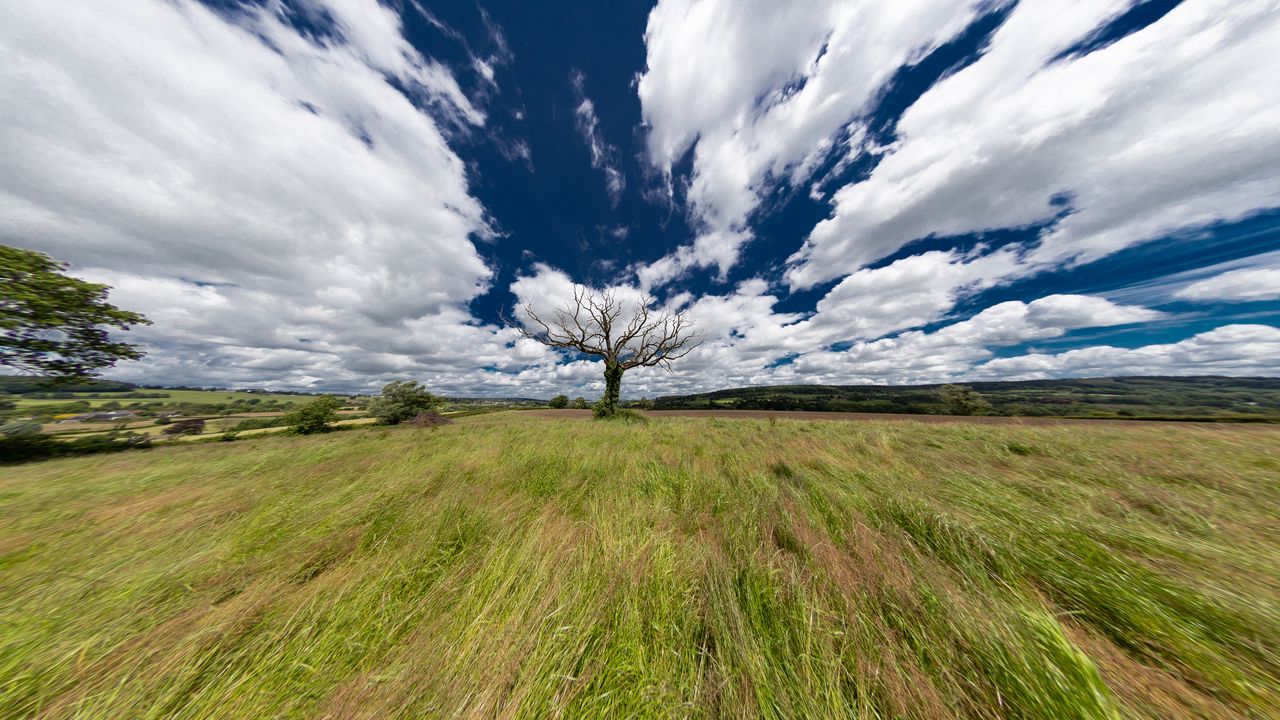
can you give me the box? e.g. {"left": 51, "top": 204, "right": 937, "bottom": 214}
{"left": 594, "top": 407, "right": 647, "bottom": 423}
{"left": 569, "top": 396, "right": 589, "bottom": 409}
{"left": 408, "top": 412, "right": 453, "bottom": 428}
{"left": 1, "top": 431, "right": 150, "bottom": 464}
{"left": 1, "top": 420, "right": 42, "bottom": 438}
{"left": 937, "top": 384, "right": 994, "bottom": 416}
{"left": 219, "top": 431, "right": 239, "bottom": 442}
{"left": 162, "top": 419, "right": 205, "bottom": 436}
{"left": 231, "top": 417, "right": 287, "bottom": 432}
{"left": 281, "top": 395, "right": 342, "bottom": 434}
{"left": 369, "top": 380, "right": 440, "bottom": 425}
{"left": 548, "top": 395, "right": 569, "bottom": 409}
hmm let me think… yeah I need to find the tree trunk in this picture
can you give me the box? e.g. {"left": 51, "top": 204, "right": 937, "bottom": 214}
{"left": 596, "top": 362, "right": 624, "bottom": 417}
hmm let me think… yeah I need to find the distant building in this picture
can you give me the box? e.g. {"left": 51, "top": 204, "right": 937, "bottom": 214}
{"left": 59, "top": 410, "right": 139, "bottom": 423}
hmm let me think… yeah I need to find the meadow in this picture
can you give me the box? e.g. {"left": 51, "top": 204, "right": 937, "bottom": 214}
{"left": 11, "top": 389, "right": 311, "bottom": 410}
{"left": 1, "top": 413, "right": 1277, "bottom": 719}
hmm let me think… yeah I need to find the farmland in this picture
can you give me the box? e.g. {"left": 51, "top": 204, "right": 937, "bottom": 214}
{"left": 656, "top": 376, "right": 1280, "bottom": 421}
{"left": 10, "top": 389, "right": 313, "bottom": 410}
{"left": 2, "top": 412, "right": 1277, "bottom": 719}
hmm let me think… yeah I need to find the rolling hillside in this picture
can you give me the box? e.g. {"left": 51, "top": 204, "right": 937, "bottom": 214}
{"left": 654, "top": 376, "right": 1280, "bottom": 420}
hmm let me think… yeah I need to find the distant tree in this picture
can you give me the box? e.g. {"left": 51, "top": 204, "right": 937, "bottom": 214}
{"left": 570, "top": 396, "right": 589, "bottom": 409}
{"left": 514, "top": 286, "right": 702, "bottom": 418}
{"left": 1, "top": 419, "right": 41, "bottom": 437}
{"left": 548, "top": 394, "right": 569, "bottom": 409}
{"left": 162, "top": 419, "right": 205, "bottom": 436}
{"left": 1, "top": 245, "right": 150, "bottom": 382}
{"left": 282, "top": 395, "right": 341, "bottom": 434}
{"left": 937, "top": 384, "right": 993, "bottom": 416}
{"left": 369, "top": 380, "right": 439, "bottom": 425}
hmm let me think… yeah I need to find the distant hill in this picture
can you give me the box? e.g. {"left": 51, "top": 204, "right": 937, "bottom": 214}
{"left": 654, "top": 376, "right": 1280, "bottom": 421}
{"left": 0, "top": 376, "right": 137, "bottom": 394}
{"left": 448, "top": 397, "right": 545, "bottom": 405}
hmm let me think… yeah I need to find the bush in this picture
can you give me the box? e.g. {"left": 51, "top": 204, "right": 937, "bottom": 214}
{"left": 231, "top": 417, "right": 287, "bottom": 432}
{"left": 594, "top": 407, "right": 647, "bottom": 423}
{"left": 1, "top": 420, "right": 42, "bottom": 438}
{"left": 1, "top": 431, "right": 150, "bottom": 464}
{"left": 369, "top": 380, "right": 440, "bottom": 425}
{"left": 548, "top": 395, "right": 569, "bottom": 409}
{"left": 937, "top": 385, "right": 994, "bottom": 416}
{"left": 281, "top": 395, "right": 342, "bottom": 434}
{"left": 219, "top": 431, "right": 239, "bottom": 442}
{"left": 569, "top": 396, "right": 589, "bottom": 409}
{"left": 162, "top": 419, "right": 205, "bottom": 436}
{"left": 408, "top": 412, "right": 453, "bottom": 428}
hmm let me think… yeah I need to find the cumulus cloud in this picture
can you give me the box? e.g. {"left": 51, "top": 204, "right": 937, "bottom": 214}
{"left": 1174, "top": 268, "right": 1280, "bottom": 303}
{"left": 0, "top": 0, "right": 517, "bottom": 390}
{"left": 3, "top": 0, "right": 1274, "bottom": 397}
{"left": 520, "top": 257, "right": 1179, "bottom": 394}
{"left": 786, "top": 0, "right": 1280, "bottom": 288}
{"left": 636, "top": 0, "right": 994, "bottom": 284}
{"left": 623, "top": 0, "right": 1279, "bottom": 395}
{"left": 766, "top": 294, "right": 1164, "bottom": 386}
{"left": 976, "top": 324, "right": 1280, "bottom": 379}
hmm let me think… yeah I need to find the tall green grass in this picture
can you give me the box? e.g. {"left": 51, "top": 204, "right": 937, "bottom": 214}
{"left": 1, "top": 414, "right": 1276, "bottom": 718}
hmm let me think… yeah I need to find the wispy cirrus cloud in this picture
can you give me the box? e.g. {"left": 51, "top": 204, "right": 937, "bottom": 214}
{"left": 570, "top": 70, "right": 625, "bottom": 206}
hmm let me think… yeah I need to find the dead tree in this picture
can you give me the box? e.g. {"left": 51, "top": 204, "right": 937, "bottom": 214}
{"left": 514, "top": 286, "right": 702, "bottom": 416}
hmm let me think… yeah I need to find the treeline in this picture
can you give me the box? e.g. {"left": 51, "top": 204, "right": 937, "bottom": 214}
{"left": 654, "top": 376, "right": 1280, "bottom": 420}
{"left": 15, "top": 397, "right": 305, "bottom": 422}
{"left": 0, "top": 377, "right": 136, "bottom": 394}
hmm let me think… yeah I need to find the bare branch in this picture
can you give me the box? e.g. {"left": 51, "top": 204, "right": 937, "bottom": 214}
{"left": 511, "top": 285, "right": 703, "bottom": 371}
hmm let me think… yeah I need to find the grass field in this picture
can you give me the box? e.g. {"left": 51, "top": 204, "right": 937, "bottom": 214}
{"left": 1, "top": 413, "right": 1277, "bottom": 718}
{"left": 13, "top": 389, "right": 313, "bottom": 410}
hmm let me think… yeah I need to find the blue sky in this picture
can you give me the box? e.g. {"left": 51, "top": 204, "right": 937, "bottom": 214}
{"left": 1, "top": 0, "right": 1278, "bottom": 396}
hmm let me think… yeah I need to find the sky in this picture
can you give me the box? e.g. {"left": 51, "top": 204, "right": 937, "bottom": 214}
{"left": 2, "top": 0, "right": 1279, "bottom": 397}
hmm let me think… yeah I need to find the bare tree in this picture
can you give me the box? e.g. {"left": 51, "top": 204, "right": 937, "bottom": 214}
{"left": 513, "top": 286, "right": 702, "bottom": 417}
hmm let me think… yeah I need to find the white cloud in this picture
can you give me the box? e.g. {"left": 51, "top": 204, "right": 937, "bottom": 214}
{"left": 976, "top": 324, "right": 1280, "bottom": 379}
{"left": 766, "top": 294, "right": 1162, "bottom": 386}
{"left": 3, "top": 0, "right": 1273, "bottom": 398}
{"left": 570, "top": 70, "right": 625, "bottom": 206}
{"left": 626, "top": 0, "right": 1280, "bottom": 393}
{"left": 556, "top": 263, "right": 1171, "bottom": 394}
{"left": 788, "top": 248, "right": 1024, "bottom": 347}
{"left": 637, "top": 0, "right": 995, "bottom": 284}
{"left": 1174, "top": 268, "right": 1280, "bottom": 303}
{"left": 0, "top": 0, "right": 512, "bottom": 390}
{"left": 786, "top": 0, "right": 1280, "bottom": 289}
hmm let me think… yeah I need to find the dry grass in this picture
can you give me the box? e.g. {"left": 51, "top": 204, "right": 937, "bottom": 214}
{"left": 1, "top": 413, "right": 1277, "bottom": 719}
